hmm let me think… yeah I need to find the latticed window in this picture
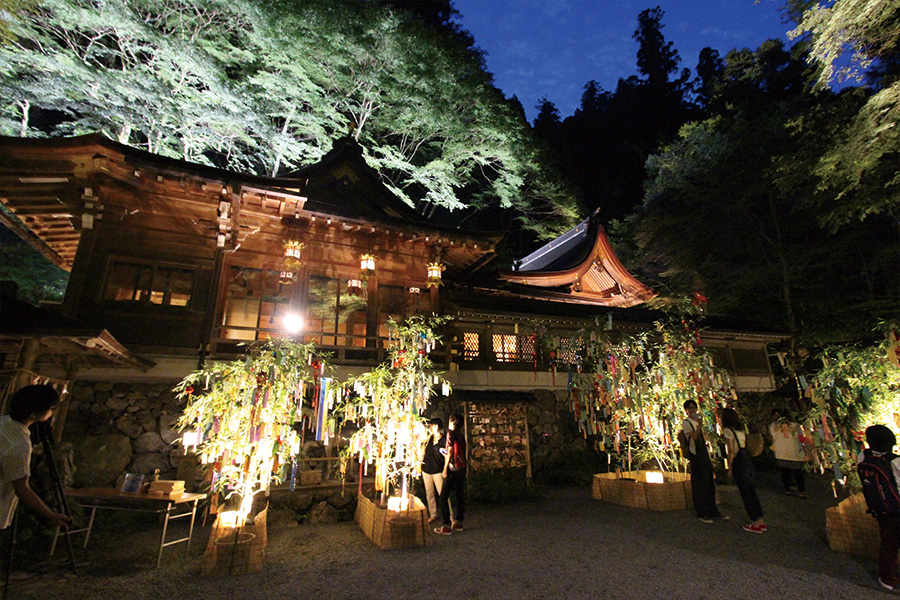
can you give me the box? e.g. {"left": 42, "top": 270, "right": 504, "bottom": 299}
{"left": 221, "top": 267, "right": 291, "bottom": 341}
{"left": 104, "top": 260, "right": 193, "bottom": 307}
{"left": 558, "top": 337, "right": 581, "bottom": 365}
{"left": 462, "top": 332, "right": 480, "bottom": 360}
{"left": 493, "top": 334, "right": 535, "bottom": 363}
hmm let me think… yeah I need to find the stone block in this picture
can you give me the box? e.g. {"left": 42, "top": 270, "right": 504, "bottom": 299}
{"left": 70, "top": 433, "right": 132, "bottom": 487}
{"left": 115, "top": 414, "right": 143, "bottom": 438}
{"left": 128, "top": 452, "right": 171, "bottom": 476}
{"left": 134, "top": 431, "right": 167, "bottom": 454}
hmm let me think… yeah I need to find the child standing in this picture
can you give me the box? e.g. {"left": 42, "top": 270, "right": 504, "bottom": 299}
{"left": 858, "top": 424, "right": 900, "bottom": 591}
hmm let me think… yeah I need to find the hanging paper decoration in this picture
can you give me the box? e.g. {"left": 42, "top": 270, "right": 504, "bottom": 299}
{"left": 175, "top": 339, "right": 324, "bottom": 517}
{"left": 336, "top": 315, "right": 451, "bottom": 501}
{"left": 563, "top": 315, "right": 737, "bottom": 473}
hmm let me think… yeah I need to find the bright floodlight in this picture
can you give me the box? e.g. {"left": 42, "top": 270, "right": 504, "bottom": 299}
{"left": 283, "top": 313, "right": 303, "bottom": 334}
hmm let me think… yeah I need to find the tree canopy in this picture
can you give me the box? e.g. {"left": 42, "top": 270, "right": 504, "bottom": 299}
{"left": 0, "top": 0, "right": 580, "bottom": 237}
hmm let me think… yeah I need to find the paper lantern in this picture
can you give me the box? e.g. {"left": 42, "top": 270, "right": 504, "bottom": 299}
{"left": 426, "top": 261, "right": 444, "bottom": 287}
{"left": 283, "top": 239, "right": 304, "bottom": 271}
{"left": 360, "top": 254, "right": 376, "bottom": 276}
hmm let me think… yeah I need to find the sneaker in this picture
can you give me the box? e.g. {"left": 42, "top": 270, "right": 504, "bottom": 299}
{"left": 699, "top": 517, "right": 714, "bottom": 524}
{"left": 742, "top": 523, "right": 766, "bottom": 534}
{"left": 714, "top": 514, "right": 731, "bottom": 521}
{"left": 433, "top": 525, "right": 452, "bottom": 535}
{"left": 879, "top": 578, "right": 896, "bottom": 591}
{"left": 451, "top": 522, "right": 464, "bottom": 532}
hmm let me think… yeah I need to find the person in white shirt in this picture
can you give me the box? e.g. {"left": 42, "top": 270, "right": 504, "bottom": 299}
{"left": 769, "top": 409, "right": 808, "bottom": 498}
{"left": 0, "top": 384, "right": 72, "bottom": 539}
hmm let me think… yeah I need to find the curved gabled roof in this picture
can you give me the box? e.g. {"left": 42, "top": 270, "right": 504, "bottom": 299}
{"left": 499, "top": 210, "right": 656, "bottom": 307}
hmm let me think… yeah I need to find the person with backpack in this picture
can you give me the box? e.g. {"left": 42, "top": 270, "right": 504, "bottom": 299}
{"left": 721, "top": 407, "right": 766, "bottom": 533}
{"left": 682, "top": 400, "right": 727, "bottom": 523}
{"left": 434, "top": 413, "right": 466, "bottom": 535}
{"left": 858, "top": 424, "right": 900, "bottom": 591}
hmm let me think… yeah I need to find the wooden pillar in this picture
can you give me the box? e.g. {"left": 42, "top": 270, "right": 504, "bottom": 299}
{"left": 51, "top": 356, "right": 79, "bottom": 443}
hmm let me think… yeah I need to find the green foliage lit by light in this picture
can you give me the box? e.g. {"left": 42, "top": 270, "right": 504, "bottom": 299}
{"left": 338, "top": 315, "right": 451, "bottom": 497}
{"left": 174, "top": 338, "right": 326, "bottom": 513}
{"left": 806, "top": 325, "right": 900, "bottom": 491}
{"left": 566, "top": 311, "right": 736, "bottom": 473}
{"left": 0, "top": 0, "right": 580, "bottom": 237}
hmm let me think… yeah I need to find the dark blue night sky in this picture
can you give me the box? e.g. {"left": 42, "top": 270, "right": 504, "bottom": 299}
{"left": 453, "top": 0, "right": 793, "bottom": 121}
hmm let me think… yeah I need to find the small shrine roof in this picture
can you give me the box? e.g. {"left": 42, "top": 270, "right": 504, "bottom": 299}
{"left": 499, "top": 210, "right": 656, "bottom": 308}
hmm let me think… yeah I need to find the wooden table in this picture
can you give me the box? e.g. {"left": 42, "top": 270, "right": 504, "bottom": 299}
{"left": 51, "top": 488, "right": 207, "bottom": 567}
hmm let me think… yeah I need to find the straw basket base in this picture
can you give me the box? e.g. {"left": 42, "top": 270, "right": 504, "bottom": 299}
{"left": 354, "top": 493, "right": 432, "bottom": 549}
{"left": 592, "top": 471, "right": 693, "bottom": 511}
{"left": 202, "top": 508, "right": 267, "bottom": 575}
{"left": 826, "top": 493, "right": 884, "bottom": 559}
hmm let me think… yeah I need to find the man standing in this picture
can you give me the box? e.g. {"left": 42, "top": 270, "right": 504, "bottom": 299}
{"left": 1, "top": 384, "right": 72, "bottom": 541}
{"left": 682, "top": 399, "right": 727, "bottom": 523}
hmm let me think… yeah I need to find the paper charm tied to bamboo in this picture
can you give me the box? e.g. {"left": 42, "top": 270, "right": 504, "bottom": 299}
{"left": 338, "top": 315, "right": 451, "bottom": 508}
{"left": 175, "top": 339, "right": 330, "bottom": 523}
{"left": 567, "top": 316, "right": 737, "bottom": 474}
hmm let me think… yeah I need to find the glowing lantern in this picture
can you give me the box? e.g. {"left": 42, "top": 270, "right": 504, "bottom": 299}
{"left": 282, "top": 239, "right": 304, "bottom": 270}
{"left": 347, "top": 278, "right": 363, "bottom": 295}
{"left": 278, "top": 270, "right": 295, "bottom": 285}
{"left": 426, "top": 261, "right": 444, "bottom": 287}
{"left": 360, "top": 254, "right": 376, "bottom": 277}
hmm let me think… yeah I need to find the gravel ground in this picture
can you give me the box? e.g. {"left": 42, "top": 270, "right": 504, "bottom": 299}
{"left": 7, "top": 470, "right": 894, "bottom": 600}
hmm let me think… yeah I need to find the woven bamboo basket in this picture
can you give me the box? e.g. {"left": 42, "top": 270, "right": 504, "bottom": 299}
{"left": 355, "top": 493, "right": 432, "bottom": 550}
{"left": 593, "top": 471, "right": 693, "bottom": 511}
{"left": 826, "top": 493, "right": 881, "bottom": 559}
{"left": 202, "top": 507, "right": 267, "bottom": 575}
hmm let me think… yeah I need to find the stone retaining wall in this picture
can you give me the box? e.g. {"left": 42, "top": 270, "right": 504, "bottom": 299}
{"left": 63, "top": 381, "right": 595, "bottom": 489}
{"left": 63, "top": 381, "right": 187, "bottom": 488}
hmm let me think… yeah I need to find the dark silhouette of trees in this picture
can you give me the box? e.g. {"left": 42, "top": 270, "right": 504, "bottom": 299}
{"left": 533, "top": 7, "right": 692, "bottom": 221}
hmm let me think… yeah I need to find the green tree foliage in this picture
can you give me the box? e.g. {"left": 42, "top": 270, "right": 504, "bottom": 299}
{"left": 617, "top": 39, "right": 900, "bottom": 344}
{"left": 0, "top": 226, "right": 67, "bottom": 303}
{"left": 0, "top": 0, "right": 579, "bottom": 237}
{"left": 789, "top": 0, "right": 900, "bottom": 228}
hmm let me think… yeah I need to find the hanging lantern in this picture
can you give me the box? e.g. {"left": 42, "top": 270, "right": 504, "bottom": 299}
{"left": 347, "top": 278, "right": 363, "bottom": 296}
{"left": 283, "top": 239, "right": 305, "bottom": 271}
{"left": 426, "top": 261, "right": 444, "bottom": 288}
{"left": 279, "top": 270, "right": 295, "bottom": 285}
{"left": 360, "top": 254, "right": 376, "bottom": 278}
{"left": 408, "top": 286, "right": 420, "bottom": 295}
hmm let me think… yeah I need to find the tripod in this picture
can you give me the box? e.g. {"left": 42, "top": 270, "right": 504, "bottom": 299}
{"left": 1, "top": 422, "right": 78, "bottom": 600}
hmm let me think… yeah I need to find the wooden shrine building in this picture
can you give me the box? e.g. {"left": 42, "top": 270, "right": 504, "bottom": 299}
{"left": 0, "top": 134, "right": 784, "bottom": 482}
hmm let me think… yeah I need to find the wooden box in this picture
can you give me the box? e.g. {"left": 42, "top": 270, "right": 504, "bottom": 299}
{"left": 354, "top": 493, "right": 432, "bottom": 550}
{"left": 202, "top": 508, "right": 267, "bottom": 575}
